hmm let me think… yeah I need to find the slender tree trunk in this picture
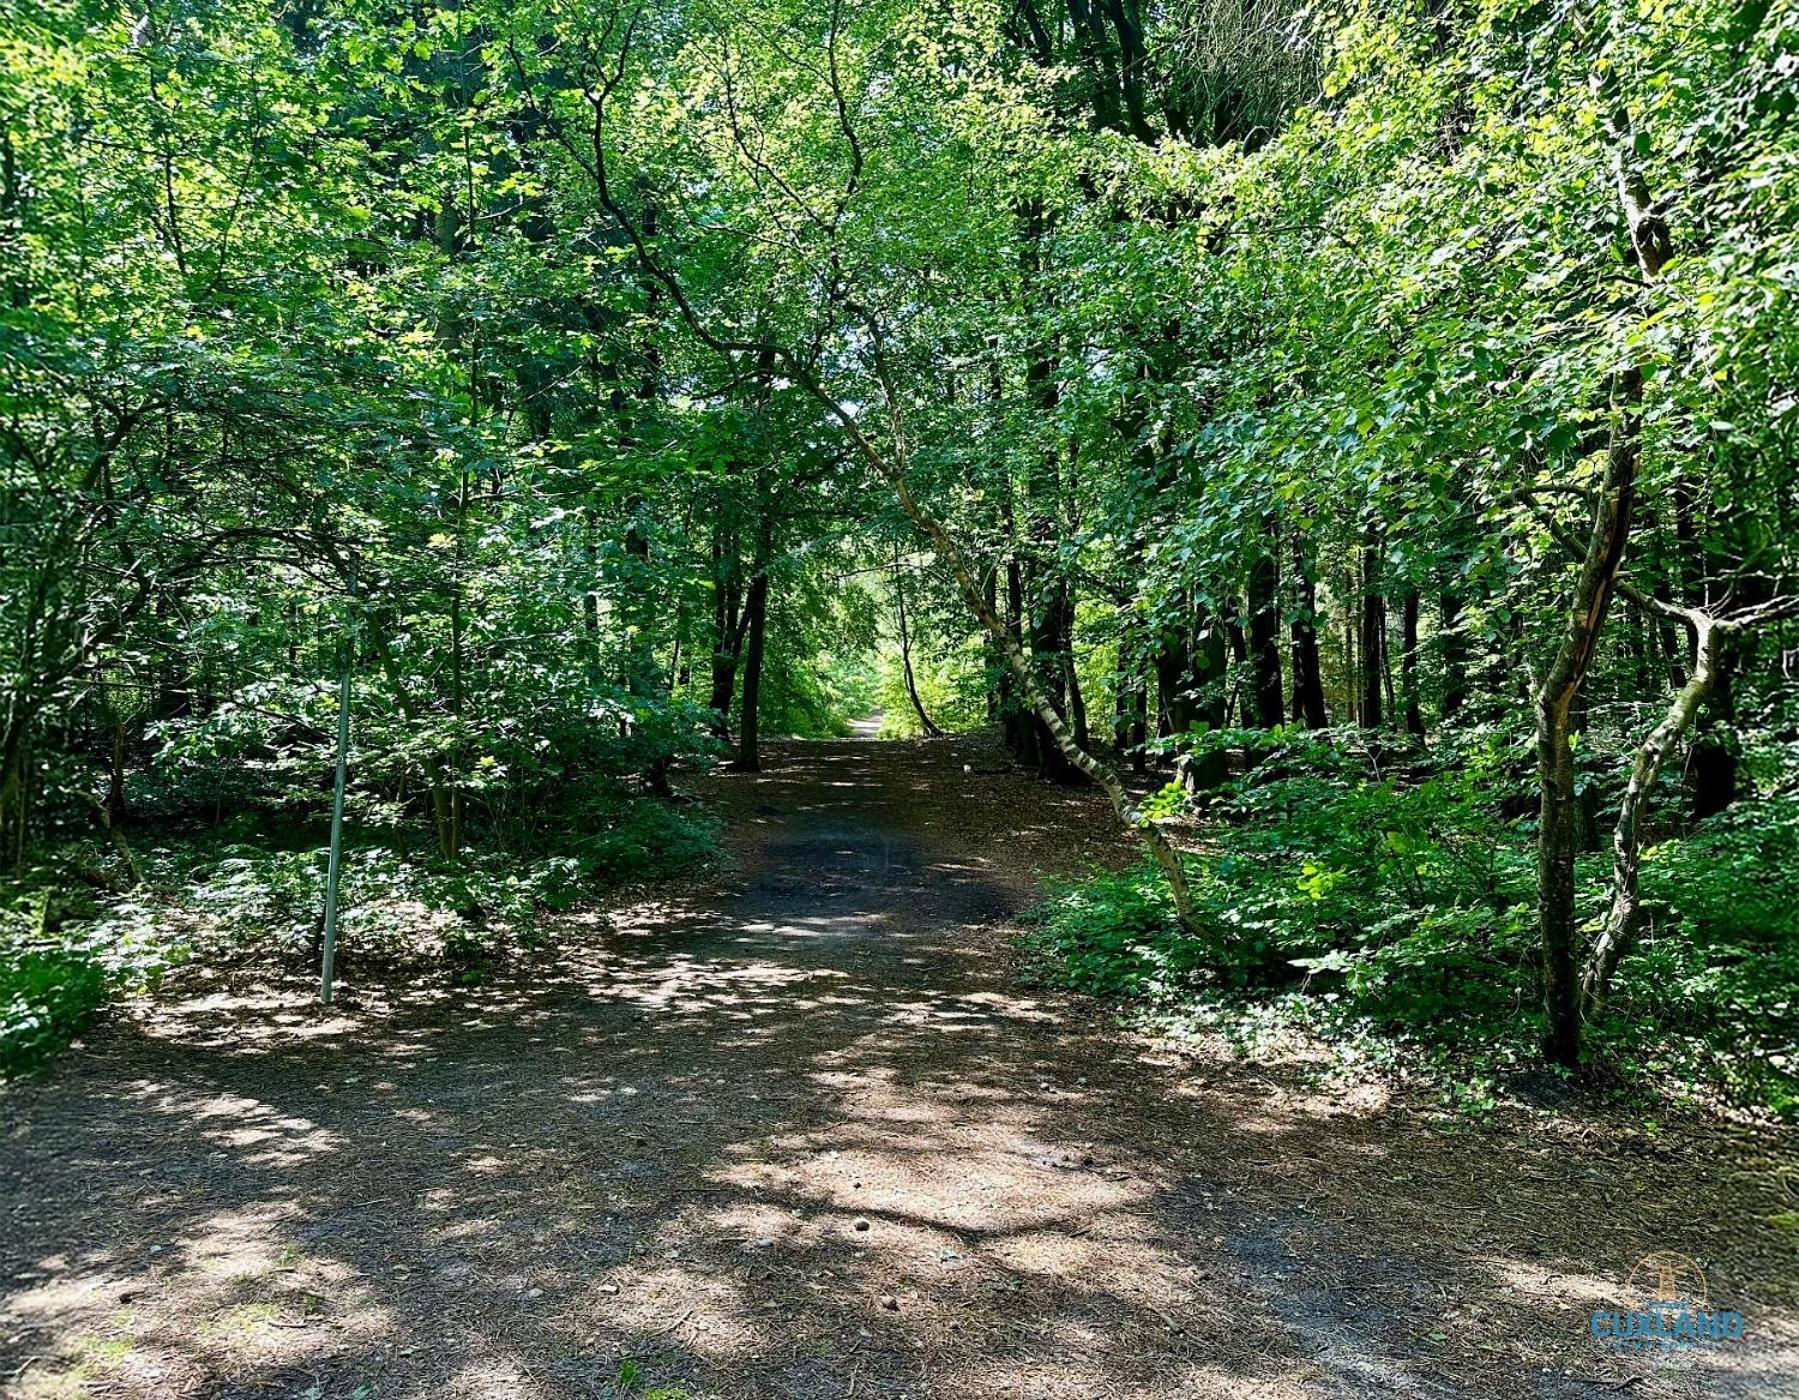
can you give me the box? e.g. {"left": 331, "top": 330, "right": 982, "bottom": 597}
{"left": 1532, "top": 86, "right": 1669, "bottom": 1065}
{"left": 708, "top": 529, "right": 744, "bottom": 741}
{"left": 0, "top": 711, "right": 31, "bottom": 873}
{"left": 447, "top": 466, "right": 470, "bottom": 860}
{"left": 1289, "top": 533, "right": 1328, "bottom": 728}
{"left": 1689, "top": 649, "right": 1738, "bottom": 819}
{"left": 105, "top": 697, "right": 128, "bottom": 825}
{"left": 1584, "top": 614, "right": 1717, "bottom": 1006}
{"left": 1020, "top": 197, "right": 1080, "bottom": 783}
{"left": 1167, "top": 604, "right": 1229, "bottom": 791}
{"left": 1000, "top": 494, "right": 1039, "bottom": 768}
{"left": 582, "top": 506, "right": 601, "bottom": 651}
{"left": 1197, "top": 609, "right": 1229, "bottom": 786}
{"left": 1400, "top": 589, "right": 1425, "bottom": 737}
{"left": 1155, "top": 621, "right": 1191, "bottom": 745}
{"left": 894, "top": 549, "right": 943, "bottom": 737}
{"left": 1439, "top": 588, "right": 1469, "bottom": 722}
{"left": 1247, "top": 530, "right": 1284, "bottom": 729}
{"left": 732, "top": 571, "right": 769, "bottom": 773}
{"left": 1359, "top": 532, "right": 1385, "bottom": 729}
{"left": 1062, "top": 596, "right": 1090, "bottom": 754}
{"left": 982, "top": 563, "right": 1002, "bottom": 723}
{"left": 1535, "top": 369, "right": 1641, "bottom": 1066}
{"left": 731, "top": 515, "right": 776, "bottom": 773}
{"left": 1129, "top": 680, "right": 1147, "bottom": 774}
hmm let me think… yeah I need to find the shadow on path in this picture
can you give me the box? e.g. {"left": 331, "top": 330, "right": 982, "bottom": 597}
{"left": 2, "top": 738, "right": 1795, "bottom": 1399}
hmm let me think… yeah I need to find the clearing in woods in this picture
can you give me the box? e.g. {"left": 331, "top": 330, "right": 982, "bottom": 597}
{"left": 2, "top": 738, "right": 1795, "bottom": 1399}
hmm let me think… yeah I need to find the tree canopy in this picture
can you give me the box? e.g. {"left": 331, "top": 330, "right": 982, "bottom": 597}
{"left": 4, "top": 0, "right": 1798, "bottom": 1102}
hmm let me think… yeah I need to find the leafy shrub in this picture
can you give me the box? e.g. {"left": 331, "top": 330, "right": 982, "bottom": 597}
{"left": 1, "top": 872, "right": 176, "bottom": 1077}
{"left": 0, "top": 947, "right": 108, "bottom": 1076}
{"left": 1614, "top": 796, "right": 1799, "bottom": 1116}
{"left": 122, "top": 791, "right": 719, "bottom": 975}
{"left": 1026, "top": 733, "right": 1799, "bottom": 1118}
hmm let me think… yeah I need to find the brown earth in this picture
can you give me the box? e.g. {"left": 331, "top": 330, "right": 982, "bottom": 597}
{"left": 2, "top": 736, "right": 1796, "bottom": 1399}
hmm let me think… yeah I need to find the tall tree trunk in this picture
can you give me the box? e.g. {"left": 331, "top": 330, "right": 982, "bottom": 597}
{"left": 1358, "top": 532, "right": 1385, "bottom": 729}
{"left": 107, "top": 701, "right": 128, "bottom": 825}
{"left": 1400, "top": 589, "right": 1425, "bottom": 737}
{"left": 1247, "top": 530, "right": 1284, "bottom": 729}
{"left": 1020, "top": 199, "right": 1081, "bottom": 783}
{"left": 0, "top": 711, "right": 32, "bottom": 873}
{"left": 1688, "top": 648, "right": 1737, "bottom": 819}
{"left": 707, "top": 528, "right": 744, "bottom": 741}
{"left": 1535, "top": 376, "right": 1641, "bottom": 1066}
{"left": 1289, "top": 532, "right": 1329, "bottom": 728}
{"left": 1000, "top": 494, "right": 1039, "bottom": 768}
{"left": 894, "top": 549, "right": 943, "bottom": 737}
{"left": 1531, "top": 84, "right": 1669, "bottom": 1066}
{"left": 1163, "top": 602, "right": 1228, "bottom": 791}
{"left": 447, "top": 465, "right": 470, "bottom": 859}
{"left": 1438, "top": 588, "right": 1469, "bottom": 722}
{"left": 732, "top": 566, "right": 770, "bottom": 773}
{"left": 982, "top": 563, "right": 1002, "bottom": 723}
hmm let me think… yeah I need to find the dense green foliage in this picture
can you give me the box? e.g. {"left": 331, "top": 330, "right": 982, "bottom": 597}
{"left": 1026, "top": 728, "right": 1799, "bottom": 1117}
{"left": 2, "top": 0, "right": 1795, "bottom": 1092}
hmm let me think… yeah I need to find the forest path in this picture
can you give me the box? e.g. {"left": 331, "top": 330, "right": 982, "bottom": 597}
{"left": 3, "top": 738, "right": 1796, "bottom": 1400}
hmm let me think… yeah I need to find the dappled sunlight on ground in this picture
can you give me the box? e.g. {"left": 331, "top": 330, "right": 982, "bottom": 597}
{"left": 3, "top": 737, "right": 1795, "bottom": 1398}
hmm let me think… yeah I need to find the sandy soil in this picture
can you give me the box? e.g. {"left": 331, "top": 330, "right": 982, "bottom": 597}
{"left": 2, "top": 736, "right": 1795, "bottom": 1398}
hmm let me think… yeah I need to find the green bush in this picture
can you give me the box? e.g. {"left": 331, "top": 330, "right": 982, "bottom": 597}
{"left": 1, "top": 873, "right": 168, "bottom": 1078}
{"left": 156, "top": 796, "right": 715, "bottom": 972}
{"left": 0, "top": 947, "right": 108, "bottom": 1077}
{"left": 1025, "top": 731, "right": 1798, "bottom": 1118}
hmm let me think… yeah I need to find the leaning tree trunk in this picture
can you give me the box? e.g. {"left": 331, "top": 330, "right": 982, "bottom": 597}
{"left": 882, "top": 466, "right": 1203, "bottom": 933}
{"left": 1531, "top": 84, "right": 1669, "bottom": 1066}
{"left": 1534, "top": 379, "right": 1640, "bottom": 1066}
{"left": 894, "top": 548, "right": 944, "bottom": 737}
{"left": 1583, "top": 614, "right": 1717, "bottom": 1008}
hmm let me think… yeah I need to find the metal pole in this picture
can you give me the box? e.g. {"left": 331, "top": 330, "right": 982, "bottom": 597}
{"left": 319, "top": 571, "right": 354, "bottom": 1005}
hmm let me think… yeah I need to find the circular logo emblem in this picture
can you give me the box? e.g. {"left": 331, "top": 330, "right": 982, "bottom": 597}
{"left": 1626, "top": 1251, "right": 1709, "bottom": 1313}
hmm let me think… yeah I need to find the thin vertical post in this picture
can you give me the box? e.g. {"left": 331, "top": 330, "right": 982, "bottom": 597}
{"left": 320, "top": 569, "right": 354, "bottom": 1005}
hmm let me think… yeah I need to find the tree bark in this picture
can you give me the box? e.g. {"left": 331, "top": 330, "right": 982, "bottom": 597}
{"left": 1534, "top": 369, "right": 1641, "bottom": 1066}
{"left": 1439, "top": 588, "right": 1469, "bottom": 722}
{"left": 1358, "top": 531, "right": 1384, "bottom": 729}
{"left": 1531, "top": 86, "right": 1670, "bottom": 1065}
{"left": 731, "top": 569, "right": 769, "bottom": 773}
{"left": 707, "top": 527, "right": 744, "bottom": 740}
{"left": 731, "top": 518, "right": 775, "bottom": 772}
{"left": 1400, "top": 589, "right": 1425, "bottom": 737}
{"left": 1247, "top": 529, "right": 1285, "bottom": 729}
{"left": 1583, "top": 613, "right": 1716, "bottom": 1007}
{"left": 894, "top": 550, "right": 943, "bottom": 737}
{"left": 1289, "top": 532, "right": 1329, "bottom": 728}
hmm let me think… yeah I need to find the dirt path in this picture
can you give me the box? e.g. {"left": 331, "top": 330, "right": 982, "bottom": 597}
{"left": 3, "top": 739, "right": 1795, "bottom": 1399}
